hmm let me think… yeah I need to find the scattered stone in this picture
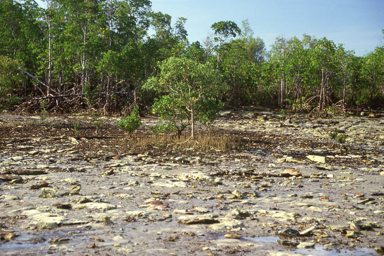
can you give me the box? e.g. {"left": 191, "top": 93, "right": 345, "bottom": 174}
{"left": 299, "top": 226, "right": 316, "bottom": 236}
{"left": 39, "top": 189, "right": 60, "bottom": 198}
{"left": 209, "top": 220, "right": 244, "bottom": 230}
{"left": 52, "top": 203, "right": 72, "bottom": 209}
{"left": 277, "top": 240, "right": 299, "bottom": 247}
{"left": 224, "top": 234, "right": 241, "bottom": 239}
{"left": 278, "top": 228, "right": 300, "bottom": 237}
{"left": 49, "top": 238, "right": 69, "bottom": 244}
{"left": 178, "top": 214, "right": 219, "bottom": 225}
{"left": 0, "top": 174, "right": 22, "bottom": 181}
{"left": 0, "top": 232, "right": 16, "bottom": 241}
{"left": 36, "top": 222, "right": 59, "bottom": 230}
{"left": 225, "top": 209, "right": 250, "bottom": 219}
{"left": 30, "top": 182, "right": 50, "bottom": 190}
{"left": 297, "top": 242, "right": 315, "bottom": 249}
{"left": 306, "top": 155, "right": 326, "bottom": 163}
{"left": 82, "top": 202, "right": 116, "bottom": 210}
{"left": 12, "top": 169, "right": 47, "bottom": 175}
{"left": 101, "top": 216, "right": 113, "bottom": 225}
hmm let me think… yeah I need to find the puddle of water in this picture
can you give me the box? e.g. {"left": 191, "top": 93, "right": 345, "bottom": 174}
{"left": 244, "top": 237, "right": 378, "bottom": 256}
{"left": 295, "top": 246, "right": 377, "bottom": 256}
{"left": 244, "top": 236, "right": 278, "bottom": 243}
{"left": 0, "top": 242, "right": 44, "bottom": 250}
{"left": 0, "top": 235, "right": 49, "bottom": 250}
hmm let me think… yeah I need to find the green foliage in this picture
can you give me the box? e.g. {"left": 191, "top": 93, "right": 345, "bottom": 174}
{"left": 329, "top": 130, "right": 339, "bottom": 140}
{"left": 329, "top": 130, "right": 347, "bottom": 144}
{"left": 92, "top": 120, "right": 102, "bottom": 134}
{"left": 92, "top": 121, "right": 102, "bottom": 127}
{"left": 40, "top": 101, "right": 47, "bottom": 120}
{"left": 0, "top": 55, "right": 21, "bottom": 112}
{"left": 150, "top": 120, "right": 178, "bottom": 135}
{"left": 284, "top": 99, "right": 293, "bottom": 105}
{"left": 73, "top": 122, "right": 79, "bottom": 134}
{"left": 83, "top": 82, "right": 102, "bottom": 108}
{"left": 292, "top": 97, "right": 310, "bottom": 111}
{"left": 211, "top": 21, "right": 241, "bottom": 39}
{"left": 118, "top": 106, "right": 142, "bottom": 134}
{"left": 143, "top": 57, "right": 227, "bottom": 138}
{"left": 337, "top": 134, "right": 347, "bottom": 144}
{"left": 1, "top": 0, "right": 384, "bottom": 114}
{"left": 239, "top": 19, "right": 265, "bottom": 63}
{"left": 279, "top": 109, "right": 286, "bottom": 115}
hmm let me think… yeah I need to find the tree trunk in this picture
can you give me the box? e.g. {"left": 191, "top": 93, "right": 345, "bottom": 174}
{"left": 47, "top": 4, "right": 52, "bottom": 96}
{"left": 232, "top": 67, "right": 237, "bottom": 107}
{"left": 190, "top": 107, "right": 194, "bottom": 139}
{"left": 343, "top": 78, "right": 346, "bottom": 103}
{"left": 58, "top": 73, "right": 61, "bottom": 92}
{"left": 320, "top": 69, "right": 324, "bottom": 110}
{"left": 280, "top": 71, "right": 284, "bottom": 108}
{"left": 216, "top": 50, "right": 220, "bottom": 69}
{"left": 81, "top": 25, "right": 87, "bottom": 90}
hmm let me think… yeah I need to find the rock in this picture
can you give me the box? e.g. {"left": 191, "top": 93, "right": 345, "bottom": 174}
{"left": 278, "top": 228, "right": 300, "bottom": 237}
{"left": 282, "top": 169, "right": 302, "bottom": 177}
{"left": 2, "top": 195, "right": 20, "bottom": 200}
{"left": 0, "top": 232, "right": 16, "bottom": 241}
{"left": 83, "top": 202, "right": 116, "bottom": 210}
{"left": 299, "top": 226, "right": 316, "bottom": 236}
{"left": 52, "top": 203, "right": 72, "bottom": 209}
{"left": 193, "top": 207, "right": 209, "bottom": 213}
{"left": 219, "top": 110, "right": 232, "bottom": 116}
{"left": 202, "top": 247, "right": 222, "bottom": 251}
{"left": 147, "top": 201, "right": 169, "bottom": 208}
{"left": 375, "top": 246, "right": 384, "bottom": 253}
{"left": 36, "top": 222, "right": 59, "bottom": 230}
{"left": 306, "top": 155, "right": 326, "bottom": 163}
{"left": 101, "top": 216, "right": 113, "bottom": 225}
{"left": 350, "top": 221, "right": 361, "bottom": 231}
{"left": 39, "top": 189, "right": 60, "bottom": 198}
{"left": 178, "top": 214, "right": 219, "bottom": 225}
{"left": 30, "top": 182, "right": 50, "bottom": 190}
{"left": 179, "top": 171, "right": 212, "bottom": 181}
{"left": 297, "top": 242, "right": 315, "bottom": 249}
{"left": 270, "top": 211, "right": 300, "bottom": 222}
{"left": 345, "top": 230, "right": 356, "bottom": 238}
{"left": 232, "top": 190, "right": 245, "bottom": 199}
{"left": 277, "top": 240, "right": 299, "bottom": 247}
{"left": 225, "top": 209, "right": 250, "bottom": 219}
{"left": 209, "top": 220, "right": 244, "bottom": 230}
{"left": 0, "top": 174, "right": 22, "bottom": 181}
{"left": 12, "top": 169, "right": 47, "bottom": 175}
{"left": 224, "top": 234, "right": 241, "bottom": 239}
{"left": 49, "top": 238, "right": 70, "bottom": 244}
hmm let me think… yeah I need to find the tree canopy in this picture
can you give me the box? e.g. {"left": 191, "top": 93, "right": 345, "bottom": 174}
{"left": 0, "top": 0, "right": 383, "bottom": 117}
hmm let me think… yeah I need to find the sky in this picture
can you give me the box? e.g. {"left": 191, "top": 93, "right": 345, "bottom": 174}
{"left": 150, "top": 0, "right": 383, "bottom": 56}
{"left": 36, "top": 0, "right": 384, "bottom": 56}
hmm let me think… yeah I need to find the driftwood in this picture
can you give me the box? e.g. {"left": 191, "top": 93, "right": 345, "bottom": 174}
{"left": 18, "top": 67, "right": 67, "bottom": 99}
{"left": 24, "top": 91, "right": 134, "bottom": 101}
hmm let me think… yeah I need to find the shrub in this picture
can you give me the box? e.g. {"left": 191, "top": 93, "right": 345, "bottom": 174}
{"left": 143, "top": 57, "right": 227, "bottom": 139}
{"left": 0, "top": 56, "right": 22, "bottom": 113}
{"left": 118, "top": 106, "right": 141, "bottom": 134}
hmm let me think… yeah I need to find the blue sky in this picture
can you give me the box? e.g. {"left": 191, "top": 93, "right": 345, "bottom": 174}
{"left": 150, "top": 0, "right": 383, "bottom": 56}
{"left": 36, "top": 0, "right": 383, "bottom": 56}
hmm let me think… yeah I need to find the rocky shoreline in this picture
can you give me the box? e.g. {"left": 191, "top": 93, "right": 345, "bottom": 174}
{"left": 1, "top": 110, "right": 384, "bottom": 255}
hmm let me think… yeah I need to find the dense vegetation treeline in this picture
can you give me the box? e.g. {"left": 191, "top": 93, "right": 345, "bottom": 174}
{"left": 1, "top": 0, "right": 384, "bottom": 115}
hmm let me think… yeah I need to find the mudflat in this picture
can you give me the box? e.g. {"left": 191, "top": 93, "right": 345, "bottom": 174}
{"left": 1, "top": 110, "right": 383, "bottom": 256}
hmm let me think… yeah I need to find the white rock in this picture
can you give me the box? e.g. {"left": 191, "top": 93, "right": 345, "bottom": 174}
{"left": 209, "top": 220, "right": 244, "bottom": 230}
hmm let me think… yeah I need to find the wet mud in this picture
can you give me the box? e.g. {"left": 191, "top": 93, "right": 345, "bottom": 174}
{"left": 0, "top": 109, "right": 384, "bottom": 255}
